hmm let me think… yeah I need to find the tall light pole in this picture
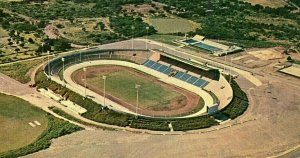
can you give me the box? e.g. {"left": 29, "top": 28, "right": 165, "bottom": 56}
{"left": 135, "top": 84, "right": 141, "bottom": 117}
{"left": 146, "top": 26, "right": 149, "bottom": 50}
{"left": 224, "top": 53, "right": 227, "bottom": 73}
{"left": 80, "top": 51, "right": 82, "bottom": 62}
{"left": 61, "top": 57, "right": 65, "bottom": 86}
{"left": 47, "top": 51, "right": 51, "bottom": 78}
{"left": 83, "top": 67, "right": 87, "bottom": 98}
{"left": 131, "top": 26, "right": 135, "bottom": 49}
{"left": 102, "top": 75, "right": 107, "bottom": 107}
{"left": 42, "top": 42, "right": 44, "bottom": 62}
{"left": 229, "top": 57, "right": 232, "bottom": 84}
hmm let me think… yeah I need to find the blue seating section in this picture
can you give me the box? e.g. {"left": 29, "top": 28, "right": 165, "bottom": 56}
{"left": 143, "top": 60, "right": 209, "bottom": 88}
{"left": 193, "top": 42, "right": 221, "bottom": 52}
{"left": 194, "top": 79, "right": 208, "bottom": 87}
{"left": 187, "top": 76, "right": 198, "bottom": 84}
{"left": 163, "top": 68, "right": 173, "bottom": 75}
{"left": 174, "top": 72, "right": 185, "bottom": 79}
{"left": 151, "top": 63, "right": 161, "bottom": 70}
{"left": 180, "top": 74, "right": 191, "bottom": 81}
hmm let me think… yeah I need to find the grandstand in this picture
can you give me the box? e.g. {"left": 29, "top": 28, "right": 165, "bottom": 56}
{"left": 143, "top": 59, "right": 209, "bottom": 88}
{"left": 142, "top": 52, "right": 222, "bottom": 89}
{"left": 159, "top": 54, "right": 220, "bottom": 81}
{"left": 180, "top": 35, "right": 243, "bottom": 56}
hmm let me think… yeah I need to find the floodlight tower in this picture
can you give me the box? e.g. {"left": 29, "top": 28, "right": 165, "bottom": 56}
{"left": 47, "top": 51, "right": 51, "bottom": 78}
{"left": 146, "top": 26, "right": 149, "bottom": 50}
{"left": 131, "top": 26, "right": 135, "bottom": 49}
{"left": 229, "top": 57, "right": 233, "bottom": 84}
{"left": 61, "top": 57, "right": 65, "bottom": 86}
{"left": 102, "top": 75, "right": 107, "bottom": 107}
{"left": 83, "top": 67, "right": 87, "bottom": 98}
{"left": 135, "top": 84, "right": 141, "bottom": 117}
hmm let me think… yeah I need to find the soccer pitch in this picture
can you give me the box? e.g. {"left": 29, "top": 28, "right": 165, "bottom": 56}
{"left": 86, "top": 69, "right": 186, "bottom": 111}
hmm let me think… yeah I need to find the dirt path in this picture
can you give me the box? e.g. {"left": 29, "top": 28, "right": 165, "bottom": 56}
{"left": 72, "top": 65, "right": 201, "bottom": 117}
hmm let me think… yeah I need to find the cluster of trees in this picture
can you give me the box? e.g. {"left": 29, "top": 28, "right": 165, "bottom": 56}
{"left": 158, "top": 0, "right": 300, "bottom": 47}
{"left": 1, "top": 0, "right": 158, "bottom": 46}
{"left": 110, "top": 16, "right": 156, "bottom": 37}
{"left": 1, "top": 0, "right": 150, "bottom": 20}
{"left": 88, "top": 32, "right": 120, "bottom": 44}
{"left": 36, "top": 38, "right": 71, "bottom": 55}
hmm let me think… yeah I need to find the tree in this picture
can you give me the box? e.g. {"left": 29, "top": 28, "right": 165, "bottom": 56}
{"left": 28, "top": 38, "right": 34, "bottom": 44}
{"left": 53, "top": 39, "right": 71, "bottom": 51}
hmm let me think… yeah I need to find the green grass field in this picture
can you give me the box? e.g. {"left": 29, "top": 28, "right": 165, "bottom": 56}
{"left": 0, "top": 93, "right": 48, "bottom": 153}
{"left": 147, "top": 18, "right": 199, "bottom": 34}
{"left": 86, "top": 69, "right": 185, "bottom": 110}
{"left": 147, "top": 34, "right": 183, "bottom": 46}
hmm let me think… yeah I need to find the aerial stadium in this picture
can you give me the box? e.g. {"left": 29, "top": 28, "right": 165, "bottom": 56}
{"left": 40, "top": 46, "right": 247, "bottom": 131}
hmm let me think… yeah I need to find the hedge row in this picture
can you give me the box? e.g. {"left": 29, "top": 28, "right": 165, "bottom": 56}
{"left": 220, "top": 75, "right": 249, "bottom": 119}
{"left": 130, "top": 119, "right": 170, "bottom": 131}
{"left": 171, "top": 116, "right": 218, "bottom": 131}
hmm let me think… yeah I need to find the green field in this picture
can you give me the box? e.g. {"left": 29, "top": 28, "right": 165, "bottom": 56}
{"left": 0, "top": 93, "right": 48, "bottom": 153}
{"left": 147, "top": 34, "right": 183, "bottom": 46}
{"left": 147, "top": 18, "right": 199, "bottom": 34}
{"left": 86, "top": 69, "right": 185, "bottom": 110}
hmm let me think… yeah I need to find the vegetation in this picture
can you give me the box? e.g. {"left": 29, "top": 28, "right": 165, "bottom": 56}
{"left": 49, "top": 106, "right": 115, "bottom": 130}
{"left": 0, "top": 58, "right": 44, "bottom": 83}
{"left": 1, "top": 0, "right": 298, "bottom": 64}
{"left": 147, "top": 18, "right": 198, "bottom": 34}
{"left": 218, "top": 76, "right": 249, "bottom": 119}
{"left": 0, "top": 115, "right": 83, "bottom": 158}
{"left": 147, "top": 34, "right": 182, "bottom": 46}
{"left": 110, "top": 15, "right": 156, "bottom": 37}
{"left": 0, "top": 93, "right": 48, "bottom": 154}
{"left": 158, "top": 0, "right": 300, "bottom": 48}
{"left": 0, "top": 93, "right": 83, "bottom": 158}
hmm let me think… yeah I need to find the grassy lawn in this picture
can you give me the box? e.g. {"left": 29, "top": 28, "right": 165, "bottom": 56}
{"left": 0, "top": 58, "right": 44, "bottom": 83}
{"left": 86, "top": 69, "right": 184, "bottom": 110}
{"left": 147, "top": 34, "right": 183, "bottom": 45}
{"left": 0, "top": 93, "right": 48, "bottom": 154}
{"left": 147, "top": 18, "right": 199, "bottom": 34}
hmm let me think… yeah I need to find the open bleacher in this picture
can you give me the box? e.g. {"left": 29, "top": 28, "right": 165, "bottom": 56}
{"left": 193, "top": 42, "right": 222, "bottom": 52}
{"left": 144, "top": 59, "right": 175, "bottom": 76}
{"left": 180, "top": 35, "right": 243, "bottom": 56}
{"left": 143, "top": 60, "right": 209, "bottom": 88}
{"left": 160, "top": 55, "right": 220, "bottom": 81}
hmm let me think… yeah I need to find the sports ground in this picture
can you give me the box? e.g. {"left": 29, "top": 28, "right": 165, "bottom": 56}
{"left": 0, "top": 39, "right": 299, "bottom": 157}
{"left": 72, "top": 65, "right": 203, "bottom": 116}
{"left": 0, "top": 93, "right": 48, "bottom": 153}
